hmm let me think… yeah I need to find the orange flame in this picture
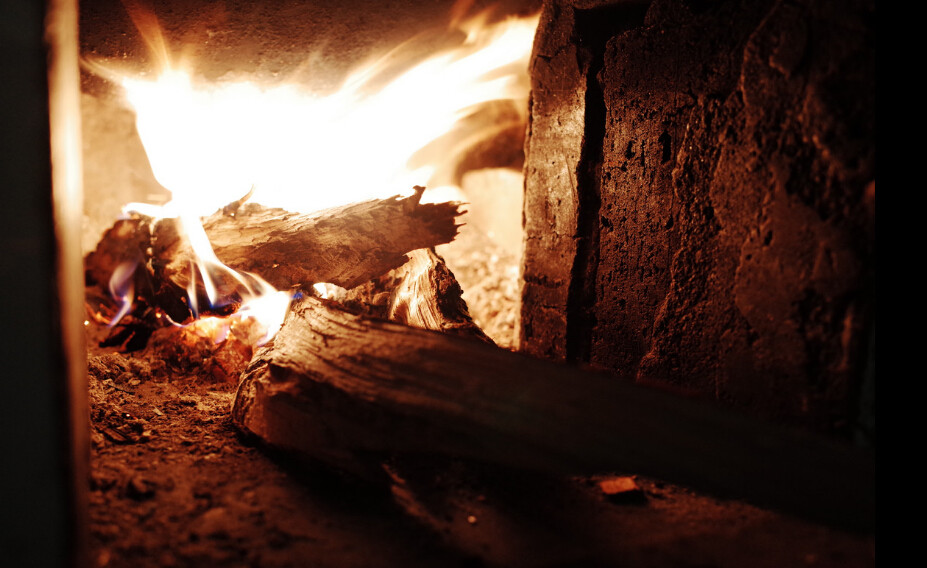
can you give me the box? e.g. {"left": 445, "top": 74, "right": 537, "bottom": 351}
{"left": 86, "top": 4, "right": 539, "bottom": 345}
{"left": 92, "top": 7, "right": 538, "bottom": 215}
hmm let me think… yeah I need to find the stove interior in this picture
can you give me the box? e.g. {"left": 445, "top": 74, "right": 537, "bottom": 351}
{"left": 71, "top": 0, "right": 875, "bottom": 566}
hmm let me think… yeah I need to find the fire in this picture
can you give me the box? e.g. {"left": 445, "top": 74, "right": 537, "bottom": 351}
{"left": 107, "top": 259, "right": 138, "bottom": 328}
{"left": 86, "top": 4, "right": 539, "bottom": 345}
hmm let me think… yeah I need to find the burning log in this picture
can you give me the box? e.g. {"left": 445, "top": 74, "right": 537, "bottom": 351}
{"left": 154, "top": 186, "right": 462, "bottom": 292}
{"left": 84, "top": 188, "right": 463, "bottom": 327}
{"left": 232, "top": 296, "right": 874, "bottom": 530}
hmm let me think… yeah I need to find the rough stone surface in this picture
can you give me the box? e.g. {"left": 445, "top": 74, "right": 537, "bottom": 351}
{"left": 520, "top": 0, "right": 634, "bottom": 360}
{"left": 521, "top": 0, "right": 874, "bottom": 436}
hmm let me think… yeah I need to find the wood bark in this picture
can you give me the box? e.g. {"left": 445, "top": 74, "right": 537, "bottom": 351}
{"left": 232, "top": 296, "right": 874, "bottom": 530}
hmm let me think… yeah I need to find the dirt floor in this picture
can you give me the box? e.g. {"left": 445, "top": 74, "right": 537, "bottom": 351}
{"left": 86, "top": 321, "right": 874, "bottom": 568}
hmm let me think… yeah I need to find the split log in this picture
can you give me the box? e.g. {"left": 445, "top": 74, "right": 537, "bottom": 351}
{"left": 233, "top": 296, "right": 874, "bottom": 530}
{"left": 386, "top": 248, "right": 489, "bottom": 342}
{"left": 153, "top": 187, "right": 463, "bottom": 292}
{"left": 344, "top": 248, "right": 492, "bottom": 343}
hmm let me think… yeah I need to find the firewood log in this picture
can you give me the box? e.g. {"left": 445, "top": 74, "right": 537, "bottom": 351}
{"left": 386, "top": 248, "right": 489, "bottom": 342}
{"left": 232, "top": 296, "right": 874, "bottom": 530}
{"left": 153, "top": 186, "right": 462, "bottom": 293}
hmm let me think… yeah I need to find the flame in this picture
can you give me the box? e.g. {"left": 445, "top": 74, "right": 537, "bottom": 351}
{"left": 175, "top": 209, "right": 293, "bottom": 345}
{"left": 100, "top": 9, "right": 538, "bottom": 216}
{"left": 86, "top": 5, "right": 538, "bottom": 346}
{"left": 107, "top": 259, "right": 138, "bottom": 327}
{"left": 312, "top": 283, "right": 347, "bottom": 302}
{"left": 186, "top": 289, "right": 293, "bottom": 346}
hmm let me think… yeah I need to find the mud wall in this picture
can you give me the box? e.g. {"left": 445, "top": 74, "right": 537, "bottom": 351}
{"left": 521, "top": 0, "right": 875, "bottom": 436}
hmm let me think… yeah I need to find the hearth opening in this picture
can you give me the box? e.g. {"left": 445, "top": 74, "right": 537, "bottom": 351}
{"left": 7, "top": 0, "right": 875, "bottom": 566}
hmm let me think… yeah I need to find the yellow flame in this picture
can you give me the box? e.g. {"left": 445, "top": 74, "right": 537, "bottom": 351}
{"left": 187, "top": 289, "right": 292, "bottom": 347}
{"left": 88, "top": 7, "right": 538, "bottom": 345}
{"left": 114, "top": 12, "right": 538, "bottom": 215}
{"left": 178, "top": 209, "right": 292, "bottom": 344}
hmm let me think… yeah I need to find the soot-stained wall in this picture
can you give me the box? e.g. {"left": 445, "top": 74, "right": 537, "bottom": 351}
{"left": 522, "top": 0, "right": 874, "bottom": 436}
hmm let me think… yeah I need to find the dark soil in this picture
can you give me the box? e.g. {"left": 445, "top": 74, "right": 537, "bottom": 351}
{"left": 86, "top": 323, "right": 874, "bottom": 568}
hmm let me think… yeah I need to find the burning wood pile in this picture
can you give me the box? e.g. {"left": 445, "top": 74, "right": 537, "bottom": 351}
{"left": 81, "top": 1, "right": 537, "bottom": 379}
{"left": 83, "top": 180, "right": 489, "bottom": 457}
{"left": 85, "top": 187, "right": 472, "bottom": 347}
{"left": 80, "top": 5, "right": 565, "bottom": 536}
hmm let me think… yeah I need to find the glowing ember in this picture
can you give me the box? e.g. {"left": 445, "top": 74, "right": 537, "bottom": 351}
{"left": 185, "top": 287, "right": 291, "bottom": 347}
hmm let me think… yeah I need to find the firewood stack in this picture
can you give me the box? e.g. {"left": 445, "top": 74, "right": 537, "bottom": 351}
{"left": 84, "top": 186, "right": 473, "bottom": 345}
